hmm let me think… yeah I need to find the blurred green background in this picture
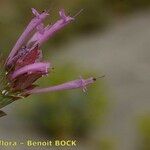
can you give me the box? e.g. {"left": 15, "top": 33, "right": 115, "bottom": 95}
{"left": 1, "top": 0, "right": 150, "bottom": 54}
{"left": 0, "top": 0, "right": 150, "bottom": 150}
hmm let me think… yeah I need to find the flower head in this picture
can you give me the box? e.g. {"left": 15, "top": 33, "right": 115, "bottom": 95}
{"left": 0, "top": 8, "right": 97, "bottom": 116}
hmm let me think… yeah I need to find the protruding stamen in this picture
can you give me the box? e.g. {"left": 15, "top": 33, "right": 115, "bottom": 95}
{"left": 73, "top": 9, "right": 84, "bottom": 18}
{"left": 93, "top": 75, "right": 105, "bottom": 81}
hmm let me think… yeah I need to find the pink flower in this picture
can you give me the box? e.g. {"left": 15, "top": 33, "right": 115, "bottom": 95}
{"left": 4, "top": 8, "right": 96, "bottom": 99}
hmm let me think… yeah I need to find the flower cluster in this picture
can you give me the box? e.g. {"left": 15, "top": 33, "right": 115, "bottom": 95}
{"left": 0, "top": 8, "right": 97, "bottom": 117}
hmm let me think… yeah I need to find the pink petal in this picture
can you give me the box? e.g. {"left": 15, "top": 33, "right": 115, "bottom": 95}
{"left": 35, "top": 9, "right": 74, "bottom": 46}
{"left": 26, "top": 77, "right": 95, "bottom": 94}
{"left": 11, "top": 62, "right": 50, "bottom": 79}
{"left": 6, "top": 9, "right": 49, "bottom": 66}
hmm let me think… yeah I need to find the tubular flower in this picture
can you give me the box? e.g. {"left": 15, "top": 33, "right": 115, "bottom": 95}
{"left": 0, "top": 8, "right": 97, "bottom": 117}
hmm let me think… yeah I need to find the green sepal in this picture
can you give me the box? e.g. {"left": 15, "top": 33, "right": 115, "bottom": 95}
{"left": 0, "top": 110, "right": 6, "bottom": 117}
{"left": 0, "top": 96, "right": 15, "bottom": 109}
